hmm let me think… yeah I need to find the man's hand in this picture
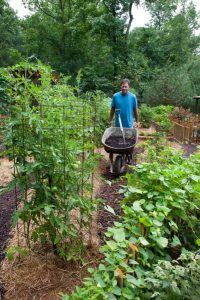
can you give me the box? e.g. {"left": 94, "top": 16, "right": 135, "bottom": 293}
{"left": 109, "top": 121, "right": 113, "bottom": 127}
{"left": 134, "top": 122, "right": 139, "bottom": 128}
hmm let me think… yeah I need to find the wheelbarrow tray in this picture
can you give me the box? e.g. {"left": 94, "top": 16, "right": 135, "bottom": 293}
{"left": 102, "top": 127, "right": 138, "bottom": 155}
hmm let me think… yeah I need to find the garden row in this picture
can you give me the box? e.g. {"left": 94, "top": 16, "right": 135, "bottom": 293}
{"left": 1, "top": 62, "right": 109, "bottom": 261}
{"left": 63, "top": 138, "right": 200, "bottom": 299}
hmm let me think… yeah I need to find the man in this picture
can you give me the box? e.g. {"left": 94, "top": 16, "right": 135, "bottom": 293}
{"left": 110, "top": 79, "right": 139, "bottom": 128}
{"left": 109, "top": 79, "right": 139, "bottom": 172}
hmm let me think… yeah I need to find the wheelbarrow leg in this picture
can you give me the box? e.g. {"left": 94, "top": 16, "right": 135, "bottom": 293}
{"left": 109, "top": 153, "right": 114, "bottom": 173}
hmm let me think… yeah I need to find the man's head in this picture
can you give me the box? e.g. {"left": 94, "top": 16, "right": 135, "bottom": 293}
{"left": 121, "top": 79, "right": 130, "bottom": 95}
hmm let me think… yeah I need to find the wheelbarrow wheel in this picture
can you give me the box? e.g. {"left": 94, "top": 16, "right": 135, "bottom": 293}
{"left": 113, "top": 155, "right": 123, "bottom": 175}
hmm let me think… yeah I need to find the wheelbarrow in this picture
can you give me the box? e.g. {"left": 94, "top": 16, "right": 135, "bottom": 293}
{"left": 102, "top": 127, "right": 138, "bottom": 175}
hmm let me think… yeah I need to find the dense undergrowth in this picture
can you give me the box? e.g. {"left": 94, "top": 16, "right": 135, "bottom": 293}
{"left": 62, "top": 140, "right": 200, "bottom": 299}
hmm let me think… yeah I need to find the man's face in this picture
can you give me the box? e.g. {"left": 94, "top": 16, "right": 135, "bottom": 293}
{"left": 121, "top": 82, "right": 129, "bottom": 95}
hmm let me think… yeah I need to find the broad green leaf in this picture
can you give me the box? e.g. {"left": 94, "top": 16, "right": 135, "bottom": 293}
{"left": 106, "top": 240, "right": 117, "bottom": 250}
{"left": 157, "top": 237, "right": 168, "bottom": 248}
{"left": 132, "top": 226, "right": 141, "bottom": 236}
{"left": 121, "top": 287, "right": 134, "bottom": 299}
{"left": 146, "top": 203, "right": 155, "bottom": 211}
{"left": 191, "top": 175, "right": 200, "bottom": 182}
{"left": 126, "top": 274, "right": 141, "bottom": 287}
{"left": 112, "top": 286, "right": 121, "bottom": 296}
{"left": 153, "top": 219, "right": 162, "bottom": 227}
{"left": 139, "top": 217, "right": 152, "bottom": 227}
{"left": 128, "top": 187, "right": 146, "bottom": 194}
{"left": 94, "top": 274, "right": 106, "bottom": 288}
{"left": 113, "top": 228, "right": 125, "bottom": 243}
{"left": 132, "top": 201, "right": 143, "bottom": 212}
{"left": 139, "top": 237, "right": 149, "bottom": 246}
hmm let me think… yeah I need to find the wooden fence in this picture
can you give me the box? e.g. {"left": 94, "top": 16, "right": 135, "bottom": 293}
{"left": 172, "top": 121, "right": 200, "bottom": 143}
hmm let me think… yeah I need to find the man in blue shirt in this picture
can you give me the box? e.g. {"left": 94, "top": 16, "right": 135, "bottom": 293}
{"left": 110, "top": 79, "right": 139, "bottom": 128}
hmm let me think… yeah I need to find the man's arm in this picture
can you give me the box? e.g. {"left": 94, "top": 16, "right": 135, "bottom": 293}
{"left": 134, "top": 107, "right": 139, "bottom": 128}
{"left": 109, "top": 107, "right": 115, "bottom": 127}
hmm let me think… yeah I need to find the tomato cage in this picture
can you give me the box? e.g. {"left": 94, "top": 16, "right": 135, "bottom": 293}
{"left": 9, "top": 96, "right": 101, "bottom": 258}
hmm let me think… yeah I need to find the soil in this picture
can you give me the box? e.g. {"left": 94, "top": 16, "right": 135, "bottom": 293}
{"left": 97, "top": 175, "right": 124, "bottom": 243}
{"left": 182, "top": 143, "right": 198, "bottom": 158}
{"left": 105, "top": 136, "right": 136, "bottom": 148}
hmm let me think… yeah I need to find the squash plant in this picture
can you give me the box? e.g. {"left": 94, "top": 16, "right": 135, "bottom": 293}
{"left": 4, "top": 61, "right": 104, "bottom": 260}
{"left": 62, "top": 147, "right": 200, "bottom": 299}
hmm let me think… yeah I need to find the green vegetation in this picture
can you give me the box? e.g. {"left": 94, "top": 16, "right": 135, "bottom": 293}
{"left": 0, "top": 0, "right": 199, "bottom": 109}
{"left": 61, "top": 142, "right": 200, "bottom": 299}
{"left": 139, "top": 104, "right": 174, "bottom": 132}
{"left": 0, "top": 0, "right": 200, "bottom": 298}
{"left": 3, "top": 61, "right": 109, "bottom": 260}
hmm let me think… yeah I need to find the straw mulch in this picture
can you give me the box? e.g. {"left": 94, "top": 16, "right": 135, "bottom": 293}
{"left": 1, "top": 248, "right": 102, "bottom": 300}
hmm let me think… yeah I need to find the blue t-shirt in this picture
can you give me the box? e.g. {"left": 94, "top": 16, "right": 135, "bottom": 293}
{"left": 111, "top": 91, "right": 137, "bottom": 128}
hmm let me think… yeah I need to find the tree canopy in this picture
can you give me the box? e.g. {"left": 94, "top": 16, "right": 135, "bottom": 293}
{"left": 1, "top": 0, "right": 200, "bottom": 107}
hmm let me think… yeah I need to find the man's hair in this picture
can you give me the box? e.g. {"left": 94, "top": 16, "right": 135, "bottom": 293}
{"left": 122, "top": 79, "right": 130, "bottom": 86}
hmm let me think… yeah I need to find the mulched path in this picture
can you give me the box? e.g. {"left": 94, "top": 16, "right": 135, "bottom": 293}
{"left": 181, "top": 143, "right": 198, "bottom": 158}
{"left": 97, "top": 169, "right": 124, "bottom": 244}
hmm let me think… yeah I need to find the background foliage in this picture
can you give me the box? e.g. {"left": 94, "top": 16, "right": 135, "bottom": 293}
{"left": 0, "top": 0, "right": 200, "bottom": 108}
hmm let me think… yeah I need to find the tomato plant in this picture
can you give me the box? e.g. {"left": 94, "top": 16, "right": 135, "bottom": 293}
{"left": 4, "top": 61, "right": 108, "bottom": 260}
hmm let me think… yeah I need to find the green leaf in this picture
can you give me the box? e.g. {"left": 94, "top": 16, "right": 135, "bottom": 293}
{"left": 139, "top": 237, "right": 149, "bottom": 246}
{"left": 106, "top": 240, "right": 117, "bottom": 250}
{"left": 152, "top": 219, "right": 162, "bottom": 227}
{"left": 104, "top": 205, "right": 116, "bottom": 215}
{"left": 174, "top": 188, "right": 185, "bottom": 194}
{"left": 54, "top": 235, "right": 61, "bottom": 244}
{"left": 6, "top": 248, "right": 14, "bottom": 262}
{"left": 88, "top": 268, "right": 94, "bottom": 273}
{"left": 112, "top": 286, "right": 121, "bottom": 296}
{"left": 195, "top": 239, "right": 200, "bottom": 246}
{"left": 113, "top": 228, "right": 125, "bottom": 243}
{"left": 139, "top": 217, "right": 152, "bottom": 227}
{"left": 171, "top": 235, "right": 181, "bottom": 247}
{"left": 191, "top": 175, "right": 200, "bottom": 182}
{"left": 94, "top": 274, "right": 106, "bottom": 288}
{"left": 121, "top": 287, "right": 134, "bottom": 299}
{"left": 128, "top": 187, "right": 146, "bottom": 194}
{"left": 126, "top": 274, "right": 141, "bottom": 287}
{"left": 146, "top": 203, "right": 155, "bottom": 211}
{"left": 169, "top": 221, "right": 178, "bottom": 232}
{"left": 132, "top": 201, "right": 143, "bottom": 212}
{"left": 157, "top": 237, "right": 168, "bottom": 248}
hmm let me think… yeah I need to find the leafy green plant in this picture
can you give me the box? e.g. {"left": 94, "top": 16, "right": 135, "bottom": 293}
{"left": 4, "top": 61, "right": 104, "bottom": 260}
{"left": 62, "top": 146, "right": 200, "bottom": 299}
{"left": 6, "top": 246, "right": 29, "bottom": 262}
{"left": 139, "top": 104, "right": 155, "bottom": 128}
{"left": 140, "top": 251, "right": 200, "bottom": 300}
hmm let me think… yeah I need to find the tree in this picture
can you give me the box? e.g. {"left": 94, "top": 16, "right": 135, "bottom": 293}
{"left": 146, "top": 0, "right": 178, "bottom": 29}
{"left": 22, "top": 0, "right": 96, "bottom": 74}
{"left": 0, "top": 0, "right": 23, "bottom": 66}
